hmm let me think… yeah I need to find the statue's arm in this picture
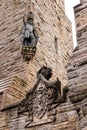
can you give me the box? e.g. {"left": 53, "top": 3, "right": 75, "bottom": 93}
{"left": 26, "top": 78, "right": 40, "bottom": 98}
{"left": 34, "top": 29, "right": 38, "bottom": 36}
{"left": 23, "top": 15, "right": 26, "bottom": 25}
{"left": 33, "top": 27, "right": 38, "bottom": 38}
{"left": 22, "top": 16, "right": 26, "bottom": 40}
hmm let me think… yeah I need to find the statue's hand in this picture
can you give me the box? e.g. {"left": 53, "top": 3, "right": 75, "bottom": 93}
{"left": 38, "top": 74, "right": 45, "bottom": 82}
{"left": 56, "top": 77, "right": 59, "bottom": 81}
{"left": 37, "top": 74, "right": 42, "bottom": 79}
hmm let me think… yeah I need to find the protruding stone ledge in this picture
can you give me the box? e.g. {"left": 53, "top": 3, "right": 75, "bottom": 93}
{"left": 69, "top": 91, "right": 87, "bottom": 103}
{"left": 0, "top": 101, "right": 19, "bottom": 112}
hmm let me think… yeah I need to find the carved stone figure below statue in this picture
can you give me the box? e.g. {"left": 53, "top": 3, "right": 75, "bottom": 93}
{"left": 17, "top": 66, "right": 68, "bottom": 128}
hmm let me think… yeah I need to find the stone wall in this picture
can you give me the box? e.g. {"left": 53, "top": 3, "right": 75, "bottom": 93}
{"left": 67, "top": 0, "right": 87, "bottom": 130}
{"left": 0, "top": 102, "right": 80, "bottom": 130}
{"left": 67, "top": 0, "right": 87, "bottom": 102}
{"left": 0, "top": 0, "right": 87, "bottom": 130}
{"left": 54, "top": 0, "right": 65, "bottom": 12}
{"left": 0, "top": 0, "right": 73, "bottom": 108}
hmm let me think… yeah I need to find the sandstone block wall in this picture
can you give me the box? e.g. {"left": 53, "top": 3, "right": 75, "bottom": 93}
{"left": 54, "top": 0, "right": 65, "bottom": 11}
{"left": 0, "top": 0, "right": 73, "bottom": 107}
{"left": 0, "top": 102, "right": 80, "bottom": 130}
{"left": 67, "top": 0, "right": 87, "bottom": 100}
{"left": 67, "top": 1, "right": 87, "bottom": 129}
{"left": 0, "top": 0, "right": 87, "bottom": 130}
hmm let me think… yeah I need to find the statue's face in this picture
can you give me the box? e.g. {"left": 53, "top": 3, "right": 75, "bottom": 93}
{"left": 37, "top": 67, "right": 52, "bottom": 80}
{"left": 45, "top": 68, "right": 52, "bottom": 80}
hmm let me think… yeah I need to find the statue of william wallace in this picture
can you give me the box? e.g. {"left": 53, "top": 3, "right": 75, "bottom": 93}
{"left": 22, "top": 11, "right": 38, "bottom": 47}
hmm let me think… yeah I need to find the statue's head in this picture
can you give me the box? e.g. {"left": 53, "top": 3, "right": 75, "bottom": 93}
{"left": 37, "top": 66, "right": 52, "bottom": 80}
{"left": 27, "top": 11, "right": 34, "bottom": 21}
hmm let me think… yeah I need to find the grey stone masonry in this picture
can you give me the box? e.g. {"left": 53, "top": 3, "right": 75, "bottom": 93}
{"left": 67, "top": 0, "right": 87, "bottom": 101}
{"left": 67, "top": 1, "right": 87, "bottom": 129}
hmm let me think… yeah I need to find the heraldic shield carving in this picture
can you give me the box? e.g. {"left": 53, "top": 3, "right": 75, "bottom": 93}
{"left": 17, "top": 66, "right": 68, "bottom": 128}
{"left": 33, "top": 83, "right": 47, "bottom": 119}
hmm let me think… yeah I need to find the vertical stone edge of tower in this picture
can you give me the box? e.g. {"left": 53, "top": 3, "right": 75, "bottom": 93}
{"left": 67, "top": 0, "right": 87, "bottom": 129}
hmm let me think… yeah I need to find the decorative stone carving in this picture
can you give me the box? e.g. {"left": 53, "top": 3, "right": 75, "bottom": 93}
{"left": 17, "top": 66, "right": 68, "bottom": 128}
{"left": 21, "top": 11, "right": 38, "bottom": 63}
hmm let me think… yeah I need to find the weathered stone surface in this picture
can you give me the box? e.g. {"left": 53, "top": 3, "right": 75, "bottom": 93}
{"left": 66, "top": 0, "right": 87, "bottom": 129}
{"left": 0, "top": 75, "right": 28, "bottom": 109}
{"left": 67, "top": 0, "right": 87, "bottom": 102}
{"left": 1, "top": 0, "right": 87, "bottom": 130}
{"left": 0, "top": 0, "right": 73, "bottom": 111}
{"left": 0, "top": 101, "right": 80, "bottom": 130}
{"left": 0, "top": 0, "right": 73, "bottom": 107}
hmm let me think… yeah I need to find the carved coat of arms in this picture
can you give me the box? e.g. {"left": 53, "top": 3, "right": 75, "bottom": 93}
{"left": 33, "top": 82, "right": 47, "bottom": 119}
